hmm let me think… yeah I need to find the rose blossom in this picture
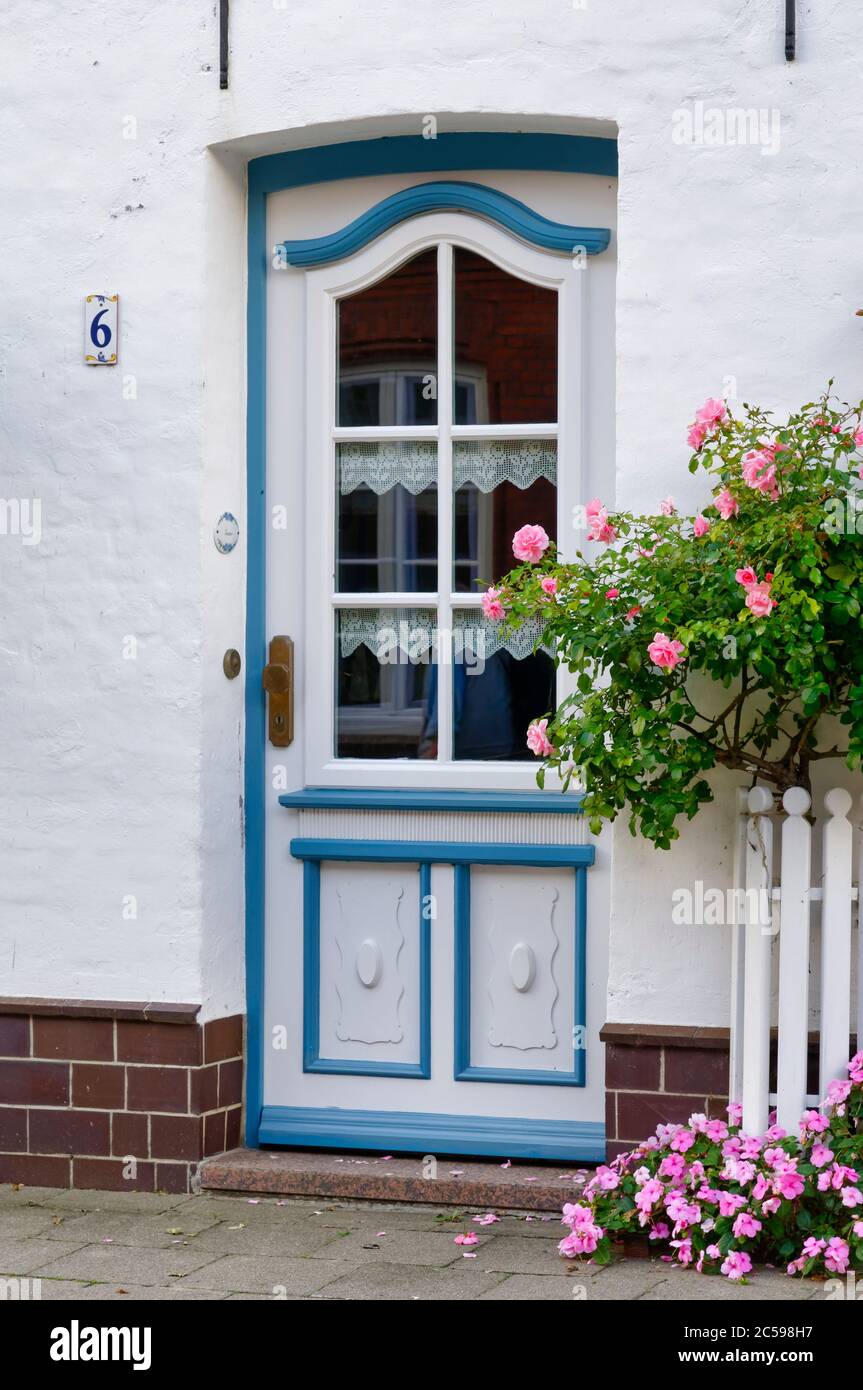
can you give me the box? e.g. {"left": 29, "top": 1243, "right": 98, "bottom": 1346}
{"left": 714, "top": 488, "right": 739, "bottom": 520}
{"left": 585, "top": 498, "right": 617, "bottom": 544}
{"left": 745, "top": 582, "right": 776, "bottom": 618}
{"left": 526, "top": 719, "right": 554, "bottom": 758}
{"left": 693, "top": 513, "right": 710, "bottom": 537}
{"left": 481, "top": 586, "right": 505, "bottom": 620}
{"left": 735, "top": 566, "right": 758, "bottom": 587}
{"left": 605, "top": 587, "right": 619, "bottom": 599}
{"left": 540, "top": 576, "right": 558, "bottom": 597}
{"left": 695, "top": 398, "right": 727, "bottom": 427}
{"left": 512, "top": 524, "right": 550, "bottom": 563}
{"left": 647, "top": 632, "right": 685, "bottom": 670}
{"left": 687, "top": 421, "right": 707, "bottom": 450}
{"left": 659, "top": 495, "right": 676, "bottom": 516}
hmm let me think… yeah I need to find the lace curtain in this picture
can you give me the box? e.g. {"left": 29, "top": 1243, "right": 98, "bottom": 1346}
{"left": 338, "top": 608, "right": 553, "bottom": 661}
{"left": 337, "top": 439, "right": 557, "bottom": 496}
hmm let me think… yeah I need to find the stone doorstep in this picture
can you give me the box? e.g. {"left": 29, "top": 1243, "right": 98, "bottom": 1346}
{"left": 198, "top": 1147, "right": 591, "bottom": 1213}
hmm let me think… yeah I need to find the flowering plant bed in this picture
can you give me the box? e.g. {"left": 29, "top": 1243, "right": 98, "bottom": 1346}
{"left": 491, "top": 391, "right": 863, "bottom": 847}
{"left": 560, "top": 1056, "right": 863, "bottom": 1280}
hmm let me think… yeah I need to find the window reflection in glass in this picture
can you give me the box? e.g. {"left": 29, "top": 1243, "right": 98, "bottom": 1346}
{"left": 453, "top": 440, "right": 557, "bottom": 591}
{"left": 453, "top": 247, "right": 557, "bottom": 425}
{"left": 336, "top": 608, "right": 437, "bottom": 759}
{"left": 448, "top": 608, "right": 555, "bottom": 761}
{"left": 337, "top": 249, "right": 438, "bottom": 426}
{"left": 337, "top": 442, "right": 437, "bottom": 593}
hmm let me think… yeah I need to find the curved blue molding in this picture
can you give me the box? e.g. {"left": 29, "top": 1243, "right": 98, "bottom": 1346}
{"left": 276, "top": 181, "right": 611, "bottom": 267}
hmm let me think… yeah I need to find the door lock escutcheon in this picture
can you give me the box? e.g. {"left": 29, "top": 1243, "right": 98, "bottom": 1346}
{"left": 262, "top": 636, "right": 294, "bottom": 747}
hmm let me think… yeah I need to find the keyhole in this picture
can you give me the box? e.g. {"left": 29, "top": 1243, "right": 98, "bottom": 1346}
{"left": 273, "top": 713, "right": 285, "bottom": 730}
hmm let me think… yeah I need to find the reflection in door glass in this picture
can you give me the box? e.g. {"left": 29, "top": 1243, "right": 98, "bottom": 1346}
{"left": 450, "top": 608, "right": 555, "bottom": 761}
{"left": 337, "top": 442, "right": 437, "bottom": 592}
{"left": 452, "top": 439, "right": 556, "bottom": 591}
{"left": 453, "top": 247, "right": 557, "bottom": 424}
{"left": 336, "top": 608, "right": 437, "bottom": 759}
{"left": 337, "top": 248, "right": 438, "bottom": 426}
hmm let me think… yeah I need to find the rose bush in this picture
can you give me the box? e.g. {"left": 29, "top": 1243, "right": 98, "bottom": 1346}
{"left": 493, "top": 391, "right": 863, "bottom": 847}
{"left": 559, "top": 1056, "right": 863, "bottom": 1281}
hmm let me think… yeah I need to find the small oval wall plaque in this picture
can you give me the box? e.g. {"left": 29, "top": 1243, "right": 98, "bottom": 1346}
{"left": 223, "top": 649, "right": 242, "bottom": 679}
{"left": 214, "top": 512, "right": 240, "bottom": 553}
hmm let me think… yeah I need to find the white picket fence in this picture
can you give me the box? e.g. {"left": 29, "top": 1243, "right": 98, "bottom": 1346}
{"left": 729, "top": 785, "right": 862, "bottom": 1134}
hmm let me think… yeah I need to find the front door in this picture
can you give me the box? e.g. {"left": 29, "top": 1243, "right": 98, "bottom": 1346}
{"left": 258, "top": 165, "right": 615, "bottom": 1159}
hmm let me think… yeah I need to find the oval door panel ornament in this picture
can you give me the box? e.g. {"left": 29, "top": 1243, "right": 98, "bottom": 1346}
{"left": 508, "top": 942, "right": 536, "bottom": 993}
{"left": 355, "top": 938, "right": 383, "bottom": 989}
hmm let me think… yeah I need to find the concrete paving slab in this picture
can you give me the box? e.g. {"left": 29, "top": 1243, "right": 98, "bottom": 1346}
{"left": 182, "top": 1254, "right": 357, "bottom": 1295}
{"left": 478, "top": 1272, "right": 589, "bottom": 1300}
{"left": 308, "top": 1227, "right": 467, "bottom": 1267}
{"left": 42, "top": 1209, "right": 223, "bottom": 1249}
{"left": 315, "top": 1260, "right": 510, "bottom": 1301}
{"left": 0, "top": 1237, "right": 90, "bottom": 1275}
{"left": 32, "top": 1242, "right": 220, "bottom": 1286}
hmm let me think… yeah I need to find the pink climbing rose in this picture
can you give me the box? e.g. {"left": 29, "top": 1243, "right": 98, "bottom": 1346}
{"left": 481, "top": 586, "right": 505, "bottom": 620}
{"left": 714, "top": 488, "right": 739, "bottom": 519}
{"left": 693, "top": 513, "right": 710, "bottom": 537}
{"left": 659, "top": 495, "right": 676, "bottom": 516}
{"left": 540, "top": 576, "right": 558, "bottom": 597}
{"left": 735, "top": 566, "right": 758, "bottom": 587}
{"left": 512, "top": 524, "right": 550, "bottom": 563}
{"left": 586, "top": 498, "right": 618, "bottom": 544}
{"left": 695, "top": 397, "right": 727, "bottom": 428}
{"left": 647, "top": 632, "right": 685, "bottom": 670}
{"left": 687, "top": 421, "right": 708, "bottom": 451}
{"left": 526, "top": 718, "right": 554, "bottom": 757}
{"left": 745, "top": 582, "right": 776, "bottom": 618}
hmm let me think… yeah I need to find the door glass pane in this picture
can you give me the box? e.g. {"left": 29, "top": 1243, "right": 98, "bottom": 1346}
{"left": 337, "top": 249, "right": 438, "bottom": 426}
{"left": 336, "top": 607, "right": 437, "bottom": 759}
{"left": 453, "top": 248, "right": 557, "bottom": 424}
{"left": 450, "top": 607, "right": 555, "bottom": 761}
{"left": 453, "top": 438, "right": 556, "bottom": 590}
{"left": 337, "top": 442, "right": 437, "bottom": 592}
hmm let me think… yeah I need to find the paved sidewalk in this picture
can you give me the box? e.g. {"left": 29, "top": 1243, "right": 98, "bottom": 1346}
{"left": 0, "top": 1185, "right": 829, "bottom": 1301}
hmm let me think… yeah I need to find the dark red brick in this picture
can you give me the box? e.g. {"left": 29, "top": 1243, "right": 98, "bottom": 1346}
{"left": 117, "top": 1021, "right": 201, "bottom": 1066}
{"left": 617, "top": 1091, "right": 707, "bottom": 1142}
{"left": 204, "top": 1016, "right": 243, "bottom": 1064}
{"left": 218, "top": 1059, "right": 243, "bottom": 1109}
{"left": 605, "top": 1090, "right": 617, "bottom": 1141}
{"left": 72, "top": 1064, "right": 125, "bottom": 1110}
{"left": 29, "top": 1109, "right": 110, "bottom": 1157}
{"left": 156, "top": 1162, "right": 191, "bottom": 1195}
{"left": 33, "top": 1017, "right": 113, "bottom": 1062}
{"left": 126, "top": 1066, "right": 188, "bottom": 1114}
{"left": 605, "top": 1043, "right": 661, "bottom": 1091}
{"left": 0, "top": 1152, "right": 70, "bottom": 1187}
{"left": 203, "top": 1110, "right": 226, "bottom": 1158}
{"left": 150, "top": 1114, "right": 202, "bottom": 1162}
{"left": 0, "top": 1060, "right": 68, "bottom": 1106}
{"left": 0, "top": 1107, "right": 27, "bottom": 1151}
{"left": 189, "top": 1064, "right": 219, "bottom": 1115}
{"left": 224, "top": 1106, "right": 241, "bottom": 1150}
{"left": 664, "top": 1047, "right": 730, "bottom": 1097}
{"left": 73, "top": 1157, "right": 155, "bottom": 1192}
{"left": 112, "top": 1111, "right": 148, "bottom": 1158}
{"left": 0, "top": 1015, "right": 30, "bottom": 1057}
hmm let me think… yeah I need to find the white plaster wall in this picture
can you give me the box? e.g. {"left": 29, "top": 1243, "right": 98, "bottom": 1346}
{"left": 2, "top": 0, "right": 861, "bottom": 1025}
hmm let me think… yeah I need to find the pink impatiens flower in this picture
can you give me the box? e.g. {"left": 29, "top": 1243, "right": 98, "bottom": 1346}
{"left": 512, "top": 524, "right": 550, "bottom": 563}
{"left": 647, "top": 632, "right": 685, "bottom": 670}
{"left": 824, "top": 1237, "right": 850, "bottom": 1274}
{"left": 721, "top": 1250, "right": 752, "bottom": 1281}
{"left": 693, "top": 513, "right": 710, "bottom": 537}
{"left": 732, "top": 1211, "right": 762, "bottom": 1239}
{"left": 454, "top": 1232, "right": 478, "bottom": 1246}
{"left": 714, "top": 488, "right": 739, "bottom": 520}
{"left": 526, "top": 719, "right": 554, "bottom": 758}
{"left": 811, "top": 1143, "right": 835, "bottom": 1168}
{"left": 481, "top": 586, "right": 505, "bottom": 620}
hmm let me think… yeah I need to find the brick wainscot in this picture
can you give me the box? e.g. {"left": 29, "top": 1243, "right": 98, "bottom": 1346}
{"left": 0, "top": 1000, "right": 244, "bottom": 1193}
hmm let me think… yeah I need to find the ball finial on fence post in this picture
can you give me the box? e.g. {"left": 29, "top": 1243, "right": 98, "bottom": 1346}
{"left": 747, "top": 786, "right": 774, "bottom": 815}
{"left": 823, "top": 787, "right": 853, "bottom": 819}
{"left": 782, "top": 787, "right": 811, "bottom": 817}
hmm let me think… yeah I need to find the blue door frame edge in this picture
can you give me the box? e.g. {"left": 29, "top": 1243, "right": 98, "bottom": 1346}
{"left": 245, "top": 130, "right": 616, "bottom": 1148}
{"left": 258, "top": 1104, "right": 606, "bottom": 1162}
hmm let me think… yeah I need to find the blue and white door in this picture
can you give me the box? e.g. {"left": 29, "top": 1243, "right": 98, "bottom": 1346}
{"left": 255, "top": 160, "right": 616, "bottom": 1160}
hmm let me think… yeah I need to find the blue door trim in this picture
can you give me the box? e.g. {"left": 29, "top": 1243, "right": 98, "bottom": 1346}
{"left": 279, "top": 786, "right": 586, "bottom": 814}
{"left": 276, "top": 180, "right": 610, "bottom": 267}
{"left": 259, "top": 1103, "right": 606, "bottom": 1162}
{"left": 453, "top": 864, "right": 588, "bottom": 1087}
{"left": 303, "top": 862, "right": 432, "bottom": 1079}
{"left": 245, "top": 129, "right": 616, "bottom": 1147}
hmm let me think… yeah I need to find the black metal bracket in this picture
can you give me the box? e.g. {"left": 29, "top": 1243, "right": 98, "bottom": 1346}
{"left": 785, "top": 0, "right": 796, "bottom": 61}
{"left": 220, "top": 0, "right": 229, "bottom": 89}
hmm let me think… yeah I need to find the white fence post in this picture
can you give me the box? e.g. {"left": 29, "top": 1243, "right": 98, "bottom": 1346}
{"left": 819, "top": 788, "right": 853, "bottom": 1095}
{"left": 728, "top": 787, "right": 749, "bottom": 1105}
{"left": 776, "top": 787, "right": 812, "bottom": 1132}
{"left": 742, "top": 786, "right": 774, "bottom": 1134}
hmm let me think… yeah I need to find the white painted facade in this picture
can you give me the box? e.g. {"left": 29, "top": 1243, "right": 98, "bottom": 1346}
{"left": 2, "top": 1, "right": 861, "bottom": 1031}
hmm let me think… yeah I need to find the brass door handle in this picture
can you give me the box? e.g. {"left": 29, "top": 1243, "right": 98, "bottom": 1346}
{"left": 262, "top": 636, "right": 294, "bottom": 747}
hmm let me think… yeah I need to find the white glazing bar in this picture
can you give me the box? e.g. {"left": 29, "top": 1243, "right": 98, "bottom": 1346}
{"left": 436, "top": 241, "right": 454, "bottom": 763}
{"left": 776, "top": 787, "right": 812, "bottom": 1132}
{"left": 450, "top": 423, "right": 559, "bottom": 439}
{"left": 742, "top": 786, "right": 774, "bottom": 1134}
{"left": 333, "top": 426, "right": 440, "bottom": 441}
